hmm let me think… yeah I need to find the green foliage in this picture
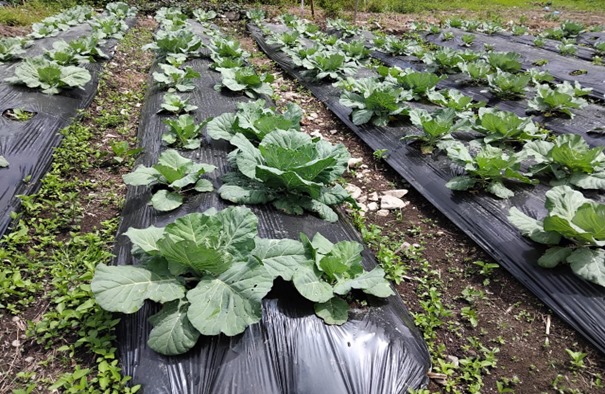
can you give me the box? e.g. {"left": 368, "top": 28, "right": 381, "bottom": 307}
{"left": 528, "top": 82, "right": 589, "bottom": 118}
{"left": 378, "top": 66, "right": 443, "bottom": 100}
{"left": 152, "top": 63, "right": 200, "bottom": 92}
{"left": 192, "top": 8, "right": 216, "bottom": 22}
{"left": 123, "top": 149, "right": 215, "bottom": 211}
{"left": 207, "top": 99, "right": 302, "bottom": 142}
{"left": 337, "top": 77, "right": 410, "bottom": 126}
{"left": 160, "top": 93, "right": 198, "bottom": 114}
{"left": 486, "top": 51, "right": 522, "bottom": 73}
{"left": 473, "top": 108, "right": 545, "bottom": 144}
{"left": 5, "top": 57, "right": 91, "bottom": 95}
{"left": 92, "top": 207, "right": 392, "bottom": 355}
{"left": 405, "top": 108, "right": 465, "bottom": 154}
{"left": 427, "top": 89, "right": 484, "bottom": 112}
{"left": 509, "top": 186, "right": 605, "bottom": 287}
{"left": 0, "top": 37, "right": 30, "bottom": 62}
{"left": 162, "top": 114, "right": 208, "bottom": 149}
{"left": 487, "top": 70, "right": 530, "bottom": 99}
{"left": 0, "top": 156, "right": 8, "bottom": 168}
{"left": 90, "top": 15, "right": 129, "bottom": 40}
{"left": 143, "top": 28, "right": 202, "bottom": 59}
{"left": 219, "top": 130, "right": 352, "bottom": 222}
{"left": 523, "top": 134, "right": 605, "bottom": 190}
{"left": 459, "top": 60, "right": 491, "bottom": 84}
{"left": 207, "top": 37, "right": 250, "bottom": 65}
{"left": 301, "top": 51, "right": 358, "bottom": 81}
{"left": 446, "top": 142, "right": 536, "bottom": 198}
{"left": 215, "top": 66, "right": 274, "bottom": 98}
{"left": 109, "top": 140, "right": 143, "bottom": 164}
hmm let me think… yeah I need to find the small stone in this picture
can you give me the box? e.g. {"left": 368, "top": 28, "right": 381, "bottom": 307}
{"left": 399, "top": 241, "right": 411, "bottom": 250}
{"left": 446, "top": 355, "right": 459, "bottom": 367}
{"left": 358, "top": 203, "right": 368, "bottom": 212}
{"left": 11, "top": 339, "right": 20, "bottom": 347}
{"left": 436, "top": 231, "right": 445, "bottom": 236}
{"left": 329, "top": 129, "right": 338, "bottom": 135}
{"left": 345, "top": 184, "right": 363, "bottom": 200}
{"left": 308, "top": 112, "right": 318, "bottom": 119}
{"left": 24, "top": 356, "right": 34, "bottom": 363}
{"left": 376, "top": 209, "right": 389, "bottom": 217}
{"left": 381, "top": 195, "right": 408, "bottom": 210}
{"left": 382, "top": 189, "right": 409, "bottom": 199}
{"left": 412, "top": 243, "right": 421, "bottom": 248}
{"left": 367, "top": 202, "right": 379, "bottom": 211}
{"left": 360, "top": 164, "right": 369, "bottom": 169}
{"left": 348, "top": 157, "right": 363, "bottom": 168}
{"left": 358, "top": 194, "right": 368, "bottom": 203}
{"left": 310, "top": 130, "right": 323, "bottom": 138}
{"left": 368, "top": 192, "right": 379, "bottom": 201}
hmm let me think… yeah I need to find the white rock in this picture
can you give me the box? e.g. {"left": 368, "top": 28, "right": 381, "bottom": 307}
{"left": 368, "top": 192, "right": 379, "bottom": 201}
{"left": 329, "top": 129, "right": 338, "bottom": 135}
{"left": 381, "top": 195, "right": 408, "bottom": 210}
{"left": 367, "top": 202, "right": 379, "bottom": 211}
{"left": 358, "top": 194, "right": 368, "bottom": 203}
{"left": 376, "top": 209, "right": 389, "bottom": 217}
{"left": 381, "top": 189, "right": 409, "bottom": 199}
{"left": 345, "top": 184, "right": 363, "bottom": 200}
{"left": 348, "top": 157, "right": 363, "bottom": 168}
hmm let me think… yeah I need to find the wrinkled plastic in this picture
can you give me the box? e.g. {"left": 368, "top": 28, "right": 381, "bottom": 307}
{"left": 422, "top": 28, "right": 605, "bottom": 100}
{"left": 250, "top": 22, "right": 605, "bottom": 355}
{"left": 0, "top": 18, "right": 136, "bottom": 237}
{"left": 114, "top": 20, "right": 431, "bottom": 393}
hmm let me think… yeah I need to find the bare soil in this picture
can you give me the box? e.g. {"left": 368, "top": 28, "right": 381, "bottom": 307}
{"left": 235, "top": 8, "right": 605, "bottom": 391}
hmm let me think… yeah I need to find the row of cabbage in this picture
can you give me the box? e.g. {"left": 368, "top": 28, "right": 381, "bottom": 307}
{"left": 407, "top": 17, "right": 605, "bottom": 62}
{"left": 253, "top": 13, "right": 605, "bottom": 288}
{"left": 0, "top": 3, "right": 135, "bottom": 172}
{"left": 0, "top": 2, "right": 135, "bottom": 95}
{"left": 91, "top": 7, "right": 393, "bottom": 357}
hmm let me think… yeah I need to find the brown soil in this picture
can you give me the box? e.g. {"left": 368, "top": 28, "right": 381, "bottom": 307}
{"left": 0, "top": 17, "right": 155, "bottom": 393}
{"left": 234, "top": 9, "right": 605, "bottom": 392}
{"left": 0, "top": 25, "right": 28, "bottom": 37}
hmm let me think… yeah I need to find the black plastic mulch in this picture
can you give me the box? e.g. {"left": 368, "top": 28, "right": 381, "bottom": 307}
{"left": 0, "top": 17, "right": 136, "bottom": 237}
{"left": 249, "top": 22, "right": 605, "bottom": 355}
{"left": 114, "top": 21, "right": 430, "bottom": 394}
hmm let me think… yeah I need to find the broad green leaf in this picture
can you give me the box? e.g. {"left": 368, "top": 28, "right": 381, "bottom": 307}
{"left": 568, "top": 248, "right": 605, "bottom": 287}
{"left": 572, "top": 203, "right": 605, "bottom": 242}
{"left": 206, "top": 112, "right": 236, "bottom": 141}
{"left": 333, "top": 267, "right": 394, "bottom": 297}
{"left": 538, "top": 246, "right": 573, "bottom": 268}
{"left": 124, "top": 225, "right": 165, "bottom": 255}
{"left": 60, "top": 65, "right": 91, "bottom": 87}
{"left": 351, "top": 109, "right": 374, "bottom": 125}
{"left": 194, "top": 179, "right": 213, "bottom": 192}
{"left": 157, "top": 237, "right": 232, "bottom": 275}
{"left": 123, "top": 165, "right": 159, "bottom": 186}
{"left": 215, "top": 206, "right": 258, "bottom": 258}
{"left": 446, "top": 176, "right": 476, "bottom": 190}
{"left": 187, "top": 260, "right": 273, "bottom": 336}
{"left": 292, "top": 263, "right": 333, "bottom": 303}
{"left": 163, "top": 212, "right": 222, "bottom": 245}
{"left": 252, "top": 238, "right": 307, "bottom": 281}
{"left": 508, "top": 207, "right": 561, "bottom": 245}
{"left": 314, "top": 297, "right": 349, "bottom": 325}
{"left": 91, "top": 263, "right": 185, "bottom": 313}
{"left": 544, "top": 185, "right": 587, "bottom": 220}
{"left": 148, "top": 300, "right": 200, "bottom": 356}
{"left": 151, "top": 190, "right": 183, "bottom": 211}
{"left": 487, "top": 181, "right": 514, "bottom": 199}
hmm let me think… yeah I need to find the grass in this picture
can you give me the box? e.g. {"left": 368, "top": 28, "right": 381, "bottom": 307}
{"left": 314, "top": 0, "right": 605, "bottom": 15}
{"left": 0, "top": 20, "right": 152, "bottom": 393}
{"left": 0, "top": 0, "right": 73, "bottom": 27}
